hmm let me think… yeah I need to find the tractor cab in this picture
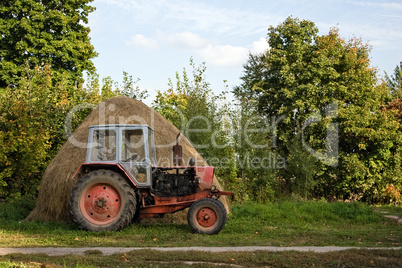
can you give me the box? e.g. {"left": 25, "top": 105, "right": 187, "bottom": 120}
{"left": 86, "top": 124, "right": 156, "bottom": 187}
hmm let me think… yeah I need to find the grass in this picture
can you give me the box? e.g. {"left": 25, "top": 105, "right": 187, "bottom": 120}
{"left": 374, "top": 205, "right": 402, "bottom": 218}
{"left": 0, "top": 199, "right": 401, "bottom": 248}
{"left": 0, "top": 199, "right": 401, "bottom": 267}
{"left": 0, "top": 249, "right": 401, "bottom": 267}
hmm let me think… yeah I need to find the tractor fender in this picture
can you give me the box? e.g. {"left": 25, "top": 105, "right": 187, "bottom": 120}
{"left": 72, "top": 163, "right": 138, "bottom": 188}
{"left": 195, "top": 166, "right": 214, "bottom": 190}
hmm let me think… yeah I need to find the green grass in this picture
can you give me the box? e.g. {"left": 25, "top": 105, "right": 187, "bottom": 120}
{"left": 0, "top": 199, "right": 401, "bottom": 248}
{"left": 1, "top": 249, "right": 401, "bottom": 268}
{"left": 374, "top": 205, "right": 402, "bottom": 218}
{"left": 0, "top": 197, "right": 35, "bottom": 222}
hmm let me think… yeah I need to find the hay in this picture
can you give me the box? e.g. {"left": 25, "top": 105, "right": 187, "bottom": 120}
{"left": 27, "top": 97, "right": 228, "bottom": 223}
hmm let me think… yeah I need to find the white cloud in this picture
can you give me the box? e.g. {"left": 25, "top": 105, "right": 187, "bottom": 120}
{"left": 251, "top": 37, "right": 270, "bottom": 54}
{"left": 126, "top": 34, "right": 159, "bottom": 49}
{"left": 161, "top": 32, "right": 269, "bottom": 67}
{"left": 160, "top": 31, "right": 250, "bottom": 67}
{"left": 196, "top": 45, "right": 249, "bottom": 67}
{"left": 166, "top": 32, "right": 209, "bottom": 49}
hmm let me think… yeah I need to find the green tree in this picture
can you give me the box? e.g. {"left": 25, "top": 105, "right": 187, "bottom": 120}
{"left": 0, "top": 0, "right": 97, "bottom": 87}
{"left": 153, "top": 59, "right": 224, "bottom": 155}
{"left": 0, "top": 62, "right": 147, "bottom": 199}
{"left": 385, "top": 61, "right": 402, "bottom": 98}
{"left": 153, "top": 59, "right": 236, "bottom": 189}
{"left": 235, "top": 17, "right": 402, "bottom": 202}
{"left": 120, "top": 71, "right": 149, "bottom": 100}
{"left": 0, "top": 1, "right": 150, "bottom": 200}
{"left": 0, "top": 64, "right": 69, "bottom": 198}
{"left": 231, "top": 89, "right": 280, "bottom": 202}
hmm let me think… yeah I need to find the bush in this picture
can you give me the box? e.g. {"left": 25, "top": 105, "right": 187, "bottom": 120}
{"left": 0, "top": 196, "right": 36, "bottom": 221}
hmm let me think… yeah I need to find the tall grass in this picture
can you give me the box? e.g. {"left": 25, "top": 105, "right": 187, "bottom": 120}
{"left": 0, "top": 197, "right": 35, "bottom": 221}
{"left": 230, "top": 200, "right": 382, "bottom": 225}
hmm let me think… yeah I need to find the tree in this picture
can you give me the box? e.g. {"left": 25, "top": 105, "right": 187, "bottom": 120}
{"left": 0, "top": 1, "right": 151, "bottom": 200}
{"left": 0, "top": 64, "right": 68, "bottom": 198}
{"left": 0, "top": 62, "right": 147, "bottom": 199}
{"left": 235, "top": 17, "right": 402, "bottom": 203}
{"left": 0, "top": 0, "right": 97, "bottom": 87}
{"left": 153, "top": 59, "right": 237, "bottom": 189}
{"left": 385, "top": 61, "right": 402, "bottom": 98}
{"left": 153, "top": 59, "right": 224, "bottom": 156}
{"left": 231, "top": 90, "right": 280, "bottom": 202}
{"left": 120, "top": 71, "right": 149, "bottom": 101}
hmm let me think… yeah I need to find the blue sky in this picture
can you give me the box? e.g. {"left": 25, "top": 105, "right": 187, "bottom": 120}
{"left": 88, "top": 0, "right": 402, "bottom": 105}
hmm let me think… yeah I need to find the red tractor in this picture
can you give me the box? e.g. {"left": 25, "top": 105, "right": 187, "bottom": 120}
{"left": 69, "top": 124, "right": 234, "bottom": 235}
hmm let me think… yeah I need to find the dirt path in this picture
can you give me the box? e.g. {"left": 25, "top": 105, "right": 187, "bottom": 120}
{"left": 1, "top": 246, "right": 401, "bottom": 256}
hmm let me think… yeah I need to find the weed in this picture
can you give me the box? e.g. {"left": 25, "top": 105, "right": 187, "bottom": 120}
{"left": 84, "top": 250, "right": 103, "bottom": 255}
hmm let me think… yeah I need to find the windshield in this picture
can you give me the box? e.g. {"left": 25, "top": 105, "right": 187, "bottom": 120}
{"left": 89, "top": 129, "right": 117, "bottom": 162}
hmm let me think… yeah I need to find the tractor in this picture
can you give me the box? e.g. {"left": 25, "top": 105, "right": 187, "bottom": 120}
{"left": 69, "top": 124, "right": 234, "bottom": 235}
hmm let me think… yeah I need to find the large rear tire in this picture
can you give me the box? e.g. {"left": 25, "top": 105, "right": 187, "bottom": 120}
{"left": 69, "top": 169, "right": 137, "bottom": 231}
{"left": 187, "top": 198, "right": 227, "bottom": 235}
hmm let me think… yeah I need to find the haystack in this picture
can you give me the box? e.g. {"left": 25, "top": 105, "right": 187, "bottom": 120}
{"left": 27, "top": 96, "right": 228, "bottom": 223}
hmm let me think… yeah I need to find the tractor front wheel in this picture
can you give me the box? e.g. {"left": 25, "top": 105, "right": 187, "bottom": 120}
{"left": 69, "top": 169, "right": 137, "bottom": 231}
{"left": 187, "top": 198, "right": 227, "bottom": 235}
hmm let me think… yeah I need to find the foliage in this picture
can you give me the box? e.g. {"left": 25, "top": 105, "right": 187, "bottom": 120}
{"left": 0, "top": 195, "right": 35, "bottom": 221}
{"left": 0, "top": 64, "right": 146, "bottom": 199}
{"left": 387, "top": 98, "right": 402, "bottom": 121}
{"left": 154, "top": 59, "right": 279, "bottom": 203}
{"left": 152, "top": 59, "right": 237, "bottom": 186}
{"left": 332, "top": 90, "right": 402, "bottom": 203}
{"left": 0, "top": 64, "right": 69, "bottom": 198}
{"left": 153, "top": 59, "right": 222, "bottom": 147}
{"left": 231, "top": 85, "right": 279, "bottom": 202}
{"left": 0, "top": 0, "right": 97, "bottom": 87}
{"left": 283, "top": 138, "right": 318, "bottom": 198}
{"left": 235, "top": 17, "right": 402, "bottom": 203}
{"left": 1, "top": 2, "right": 401, "bottom": 206}
{"left": 0, "top": 0, "right": 102, "bottom": 199}
{"left": 120, "top": 71, "right": 149, "bottom": 100}
{"left": 385, "top": 61, "right": 402, "bottom": 98}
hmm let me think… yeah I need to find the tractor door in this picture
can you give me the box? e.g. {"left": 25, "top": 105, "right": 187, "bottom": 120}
{"left": 119, "top": 126, "right": 156, "bottom": 187}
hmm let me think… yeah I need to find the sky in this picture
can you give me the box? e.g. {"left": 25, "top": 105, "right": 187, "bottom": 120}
{"left": 87, "top": 0, "right": 402, "bottom": 106}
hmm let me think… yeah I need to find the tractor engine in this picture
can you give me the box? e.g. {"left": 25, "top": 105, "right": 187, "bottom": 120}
{"left": 152, "top": 168, "right": 199, "bottom": 197}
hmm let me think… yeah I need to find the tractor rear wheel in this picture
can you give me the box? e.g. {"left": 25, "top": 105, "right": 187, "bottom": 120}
{"left": 69, "top": 169, "right": 137, "bottom": 231}
{"left": 187, "top": 198, "right": 227, "bottom": 235}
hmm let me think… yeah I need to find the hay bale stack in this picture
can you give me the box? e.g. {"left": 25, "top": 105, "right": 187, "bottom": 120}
{"left": 27, "top": 96, "right": 228, "bottom": 223}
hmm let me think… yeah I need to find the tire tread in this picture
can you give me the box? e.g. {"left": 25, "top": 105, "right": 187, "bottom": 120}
{"left": 69, "top": 169, "right": 137, "bottom": 232}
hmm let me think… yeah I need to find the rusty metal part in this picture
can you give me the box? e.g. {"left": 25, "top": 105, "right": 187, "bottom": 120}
{"left": 173, "top": 133, "right": 183, "bottom": 166}
{"left": 79, "top": 183, "right": 121, "bottom": 225}
{"left": 139, "top": 189, "right": 233, "bottom": 219}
